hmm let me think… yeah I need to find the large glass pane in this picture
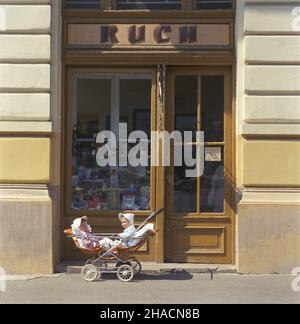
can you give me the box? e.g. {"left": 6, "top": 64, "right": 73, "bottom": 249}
{"left": 173, "top": 76, "right": 198, "bottom": 213}
{"left": 116, "top": 0, "right": 181, "bottom": 10}
{"left": 174, "top": 163, "right": 197, "bottom": 213}
{"left": 118, "top": 79, "right": 152, "bottom": 210}
{"left": 201, "top": 75, "right": 224, "bottom": 142}
{"left": 71, "top": 77, "right": 152, "bottom": 211}
{"left": 200, "top": 146, "right": 224, "bottom": 213}
{"left": 197, "top": 0, "right": 232, "bottom": 10}
{"left": 65, "top": 0, "right": 101, "bottom": 9}
{"left": 174, "top": 76, "right": 198, "bottom": 140}
{"left": 72, "top": 78, "right": 111, "bottom": 211}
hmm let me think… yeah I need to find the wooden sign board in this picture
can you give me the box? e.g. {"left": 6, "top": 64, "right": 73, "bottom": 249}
{"left": 68, "top": 24, "right": 230, "bottom": 48}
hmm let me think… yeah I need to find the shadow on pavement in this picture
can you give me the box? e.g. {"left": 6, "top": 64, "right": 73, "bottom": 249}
{"left": 100, "top": 270, "right": 194, "bottom": 282}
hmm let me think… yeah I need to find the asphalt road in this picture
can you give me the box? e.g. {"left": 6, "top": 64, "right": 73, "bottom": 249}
{"left": 1, "top": 272, "right": 299, "bottom": 304}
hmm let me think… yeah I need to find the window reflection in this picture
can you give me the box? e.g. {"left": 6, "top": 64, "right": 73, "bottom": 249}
{"left": 200, "top": 147, "right": 224, "bottom": 213}
{"left": 64, "top": 0, "right": 233, "bottom": 10}
{"left": 175, "top": 75, "right": 198, "bottom": 140}
{"left": 201, "top": 75, "right": 224, "bottom": 142}
{"left": 173, "top": 144, "right": 197, "bottom": 213}
{"left": 71, "top": 77, "right": 152, "bottom": 211}
{"left": 65, "top": 0, "right": 101, "bottom": 9}
{"left": 119, "top": 79, "right": 152, "bottom": 211}
{"left": 116, "top": 0, "right": 181, "bottom": 10}
{"left": 197, "top": 0, "right": 232, "bottom": 10}
{"left": 174, "top": 165, "right": 197, "bottom": 213}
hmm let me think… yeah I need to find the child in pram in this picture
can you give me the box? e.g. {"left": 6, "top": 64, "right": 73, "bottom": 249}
{"left": 99, "top": 213, "right": 140, "bottom": 250}
{"left": 71, "top": 216, "right": 100, "bottom": 249}
{"left": 71, "top": 213, "right": 142, "bottom": 251}
{"left": 66, "top": 208, "right": 164, "bottom": 282}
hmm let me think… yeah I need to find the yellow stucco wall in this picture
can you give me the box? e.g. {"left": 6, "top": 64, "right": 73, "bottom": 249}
{"left": 243, "top": 140, "right": 300, "bottom": 187}
{"left": 0, "top": 138, "right": 50, "bottom": 183}
{"left": 236, "top": 0, "right": 300, "bottom": 273}
{"left": 0, "top": 1, "right": 55, "bottom": 275}
{"left": 238, "top": 203, "right": 300, "bottom": 274}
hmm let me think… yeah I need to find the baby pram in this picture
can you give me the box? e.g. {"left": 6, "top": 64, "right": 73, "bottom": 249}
{"left": 64, "top": 208, "right": 164, "bottom": 282}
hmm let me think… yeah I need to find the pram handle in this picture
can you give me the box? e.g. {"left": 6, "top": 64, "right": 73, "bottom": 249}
{"left": 94, "top": 209, "right": 164, "bottom": 237}
{"left": 119, "top": 208, "right": 165, "bottom": 244}
{"left": 135, "top": 208, "right": 165, "bottom": 232}
{"left": 93, "top": 233, "right": 119, "bottom": 237}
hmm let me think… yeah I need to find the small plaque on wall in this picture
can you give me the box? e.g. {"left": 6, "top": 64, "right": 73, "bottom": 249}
{"left": 205, "top": 147, "right": 222, "bottom": 162}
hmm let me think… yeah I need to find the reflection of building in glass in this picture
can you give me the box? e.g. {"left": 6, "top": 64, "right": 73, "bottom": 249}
{"left": 71, "top": 78, "right": 152, "bottom": 211}
{"left": 208, "top": 165, "right": 224, "bottom": 213}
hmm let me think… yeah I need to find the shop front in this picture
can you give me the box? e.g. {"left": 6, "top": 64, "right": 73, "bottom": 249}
{"left": 62, "top": 0, "right": 236, "bottom": 264}
{"left": 2, "top": 0, "right": 300, "bottom": 276}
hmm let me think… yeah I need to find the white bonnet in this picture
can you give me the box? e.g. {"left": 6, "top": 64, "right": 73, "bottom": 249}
{"left": 71, "top": 217, "right": 82, "bottom": 235}
{"left": 118, "top": 213, "right": 134, "bottom": 225}
{"left": 71, "top": 216, "right": 91, "bottom": 235}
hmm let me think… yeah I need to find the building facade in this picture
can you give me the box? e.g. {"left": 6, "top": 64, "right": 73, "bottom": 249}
{"left": 0, "top": 0, "right": 299, "bottom": 274}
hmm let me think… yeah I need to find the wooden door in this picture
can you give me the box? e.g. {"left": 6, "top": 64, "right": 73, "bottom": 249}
{"left": 165, "top": 67, "right": 235, "bottom": 264}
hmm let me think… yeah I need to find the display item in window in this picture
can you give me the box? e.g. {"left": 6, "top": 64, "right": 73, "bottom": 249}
{"left": 121, "top": 184, "right": 137, "bottom": 210}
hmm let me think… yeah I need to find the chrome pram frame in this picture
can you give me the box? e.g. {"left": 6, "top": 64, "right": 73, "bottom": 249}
{"left": 64, "top": 208, "right": 164, "bottom": 282}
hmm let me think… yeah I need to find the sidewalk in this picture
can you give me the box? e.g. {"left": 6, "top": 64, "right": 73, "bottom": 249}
{"left": 57, "top": 261, "right": 237, "bottom": 275}
{"left": 1, "top": 272, "right": 299, "bottom": 304}
{"left": 1, "top": 262, "right": 299, "bottom": 304}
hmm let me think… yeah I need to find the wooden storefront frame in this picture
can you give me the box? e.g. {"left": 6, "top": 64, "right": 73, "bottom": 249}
{"left": 61, "top": 5, "right": 236, "bottom": 263}
{"left": 63, "top": 0, "right": 236, "bottom": 14}
{"left": 62, "top": 68, "right": 162, "bottom": 261}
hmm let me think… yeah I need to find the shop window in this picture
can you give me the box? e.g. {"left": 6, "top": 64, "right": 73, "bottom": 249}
{"left": 173, "top": 76, "right": 198, "bottom": 213}
{"left": 200, "top": 75, "right": 224, "bottom": 213}
{"left": 71, "top": 75, "right": 152, "bottom": 212}
{"left": 172, "top": 74, "right": 225, "bottom": 214}
{"left": 64, "top": 0, "right": 233, "bottom": 10}
{"left": 64, "top": 0, "right": 101, "bottom": 9}
{"left": 196, "top": 0, "right": 232, "bottom": 10}
{"left": 116, "top": 0, "right": 181, "bottom": 10}
{"left": 201, "top": 76, "right": 224, "bottom": 143}
{"left": 200, "top": 147, "right": 224, "bottom": 213}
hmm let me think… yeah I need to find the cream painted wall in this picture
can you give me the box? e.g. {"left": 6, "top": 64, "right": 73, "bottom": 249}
{"left": 236, "top": 0, "right": 300, "bottom": 273}
{"left": 0, "top": 0, "right": 52, "bottom": 178}
{"left": 0, "top": 0, "right": 55, "bottom": 274}
{"left": 241, "top": 0, "right": 300, "bottom": 186}
{"left": 0, "top": 0, "right": 51, "bottom": 125}
{"left": 0, "top": 138, "right": 50, "bottom": 182}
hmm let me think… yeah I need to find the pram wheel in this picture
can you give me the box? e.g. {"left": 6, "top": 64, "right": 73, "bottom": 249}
{"left": 81, "top": 264, "right": 98, "bottom": 282}
{"left": 129, "top": 258, "right": 142, "bottom": 275}
{"left": 117, "top": 264, "right": 134, "bottom": 282}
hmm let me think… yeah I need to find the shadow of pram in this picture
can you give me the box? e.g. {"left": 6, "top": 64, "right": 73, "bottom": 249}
{"left": 100, "top": 270, "right": 193, "bottom": 282}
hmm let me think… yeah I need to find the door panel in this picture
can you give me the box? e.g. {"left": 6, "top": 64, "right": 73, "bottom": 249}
{"left": 165, "top": 67, "right": 234, "bottom": 264}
